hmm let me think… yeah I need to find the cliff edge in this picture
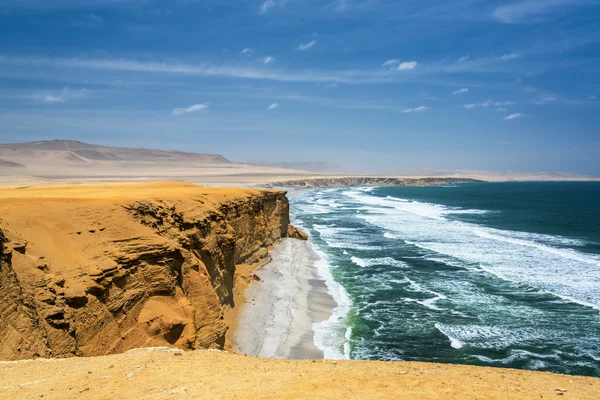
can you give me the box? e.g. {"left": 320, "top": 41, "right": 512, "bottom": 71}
{"left": 0, "top": 182, "right": 304, "bottom": 360}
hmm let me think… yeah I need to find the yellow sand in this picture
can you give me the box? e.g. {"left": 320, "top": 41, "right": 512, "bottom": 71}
{"left": 1, "top": 347, "right": 599, "bottom": 399}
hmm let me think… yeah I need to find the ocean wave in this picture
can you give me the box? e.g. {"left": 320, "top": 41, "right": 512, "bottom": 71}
{"left": 345, "top": 191, "right": 489, "bottom": 220}
{"left": 313, "top": 224, "right": 383, "bottom": 251}
{"left": 350, "top": 256, "right": 407, "bottom": 268}
{"left": 470, "top": 349, "right": 567, "bottom": 369}
{"left": 400, "top": 277, "right": 448, "bottom": 311}
{"left": 383, "top": 232, "right": 400, "bottom": 239}
{"left": 472, "top": 228, "right": 599, "bottom": 266}
{"left": 434, "top": 323, "right": 465, "bottom": 349}
{"left": 291, "top": 187, "right": 600, "bottom": 374}
{"left": 311, "top": 249, "right": 353, "bottom": 360}
{"left": 357, "top": 201, "right": 600, "bottom": 310}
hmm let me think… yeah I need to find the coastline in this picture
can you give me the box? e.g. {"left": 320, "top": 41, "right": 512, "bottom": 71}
{"left": 0, "top": 179, "right": 599, "bottom": 397}
{"left": 233, "top": 238, "right": 337, "bottom": 359}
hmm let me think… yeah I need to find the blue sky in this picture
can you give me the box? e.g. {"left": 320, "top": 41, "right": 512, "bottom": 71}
{"left": 1, "top": 0, "right": 599, "bottom": 174}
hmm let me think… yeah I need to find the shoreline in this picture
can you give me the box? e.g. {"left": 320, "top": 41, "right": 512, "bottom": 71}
{"left": 233, "top": 238, "right": 337, "bottom": 359}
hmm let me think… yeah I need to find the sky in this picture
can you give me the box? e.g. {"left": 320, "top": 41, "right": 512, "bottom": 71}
{"left": 0, "top": 0, "right": 599, "bottom": 174}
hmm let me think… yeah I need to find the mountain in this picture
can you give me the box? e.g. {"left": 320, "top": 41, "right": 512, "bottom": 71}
{"left": 0, "top": 159, "right": 25, "bottom": 168}
{"left": 0, "top": 140, "right": 231, "bottom": 167}
{"left": 243, "top": 161, "right": 346, "bottom": 173}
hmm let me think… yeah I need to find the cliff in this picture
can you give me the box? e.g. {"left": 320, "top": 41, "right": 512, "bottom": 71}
{"left": 267, "top": 177, "right": 482, "bottom": 188}
{"left": 0, "top": 182, "right": 304, "bottom": 360}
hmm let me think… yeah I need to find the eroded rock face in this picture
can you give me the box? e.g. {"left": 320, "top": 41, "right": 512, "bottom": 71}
{"left": 0, "top": 183, "right": 301, "bottom": 360}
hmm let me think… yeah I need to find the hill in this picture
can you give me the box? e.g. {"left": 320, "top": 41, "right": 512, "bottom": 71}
{"left": 0, "top": 159, "right": 25, "bottom": 168}
{"left": 0, "top": 139, "right": 231, "bottom": 167}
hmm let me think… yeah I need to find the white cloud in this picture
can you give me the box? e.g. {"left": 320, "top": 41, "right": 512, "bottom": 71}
{"left": 0, "top": 54, "right": 452, "bottom": 85}
{"left": 298, "top": 40, "right": 317, "bottom": 51}
{"left": 492, "top": 0, "right": 590, "bottom": 23}
{"left": 464, "top": 100, "right": 514, "bottom": 109}
{"left": 241, "top": 48, "right": 253, "bottom": 56}
{"left": 72, "top": 13, "right": 102, "bottom": 28}
{"left": 30, "top": 87, "right": 87, "bottom": 104}
{"left": 533, "top": 95, "right": 557, "bottom": 104}
{"left": 452, "top": 88, "right": 469, "bottom": 95}
{"left": 397, "top": 61, "right": 417, "bottom": 71}
{"left": 326, "top": 83, "right": 338, "bottom": 88}
{"left": 172, "top": 103, "right": 207, "bottom": 115}
{"left": 382, "top": 59, "right": 400, "bottom": 67}
{"left": 262, "top": 56, "right": 275, "bottom": 64}
{"left": 500, "top": 53, "right": 520, "bottom": 60}
{"left": 31, "top": 94, "right": 64, "bottom": 104}
{"left": 336, "top": 0, "right": 348, "bottom": 11}
{"left": 504, "top": 113, "right": 523, "bottom": 120}
{"left": 458, "top": 55, "right": 470, "bottom": 62}
{"left": 403, "top": 106, "right": 428, "bottom": 113}
{"left": 267, "top": 102, "right": 279, "bottom": 110}
{"left": 260, "top": 0, "right": 276, "bottom": 13}
{"left": 496, "top": 107, "right": 508, "bottom": 112}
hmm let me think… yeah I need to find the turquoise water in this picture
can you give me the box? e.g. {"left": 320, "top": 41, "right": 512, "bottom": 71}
{"left": 291, "top": 182, "right": 600, "bottom": 376}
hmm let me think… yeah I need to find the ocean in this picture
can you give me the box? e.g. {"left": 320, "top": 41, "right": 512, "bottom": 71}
{"left": 290, "top": 182, "right": 600, "bottom": 376}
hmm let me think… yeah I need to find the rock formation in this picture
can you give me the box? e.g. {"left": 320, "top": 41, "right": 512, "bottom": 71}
{"left": 0, "top": 183, "right": 304, "bottom": 360}
{"left": 267, "top": 177, "right": 482, "bottom": 188}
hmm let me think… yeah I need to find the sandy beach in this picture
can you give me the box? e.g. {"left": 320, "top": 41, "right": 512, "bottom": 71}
{"left": 234, "top": 238, "right": 336, "bottom": 359}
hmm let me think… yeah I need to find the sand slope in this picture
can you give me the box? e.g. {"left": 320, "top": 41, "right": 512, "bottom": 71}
{"left": 1, "top": 347, "right": 598, "bottom": 399}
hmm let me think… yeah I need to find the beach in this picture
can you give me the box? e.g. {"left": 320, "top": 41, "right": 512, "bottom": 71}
{"left": 234, "top": 238, "right": 337, "bottom": 359}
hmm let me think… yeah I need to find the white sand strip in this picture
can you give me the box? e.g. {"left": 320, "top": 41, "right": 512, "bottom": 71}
{"left": 234, "top": 238, "right": 336, "bottom": 359}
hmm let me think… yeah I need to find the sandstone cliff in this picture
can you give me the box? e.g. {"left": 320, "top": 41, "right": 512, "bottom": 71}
{"left": 0, "top": 183, "right": 304, "bottom": 360}
{"left": 268, "top": 177, "right": 482, "bottom": 188}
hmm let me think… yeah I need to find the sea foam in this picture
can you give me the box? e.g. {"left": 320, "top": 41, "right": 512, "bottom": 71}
{"left": 349, "top": 192, "right": 600, "bottom": 311}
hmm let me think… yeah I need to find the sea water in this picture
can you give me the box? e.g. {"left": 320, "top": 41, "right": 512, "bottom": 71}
{"left": 291, "top": 182, "right": 600, "bottom": 376}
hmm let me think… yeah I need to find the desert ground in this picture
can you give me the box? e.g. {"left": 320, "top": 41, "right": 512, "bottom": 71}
{"left": 1, "top": 347, "right": 599, "bottom": 400}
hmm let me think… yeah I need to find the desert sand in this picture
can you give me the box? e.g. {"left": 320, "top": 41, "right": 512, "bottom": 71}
{"left": 1, "top": 347, "right": 599, "bottom": 399}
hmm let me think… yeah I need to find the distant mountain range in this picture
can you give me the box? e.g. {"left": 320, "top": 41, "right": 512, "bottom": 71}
{"left": 1, "top": 140, "right": 596, "bottom": 182}
{"left": 0, "top": 140, "right": 231, "bottom": 167}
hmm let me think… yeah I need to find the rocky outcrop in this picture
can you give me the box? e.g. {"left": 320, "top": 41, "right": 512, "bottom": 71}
{"left": 268, "top": 177, "right": 482, "bottom": 188}
{"left": 0, "top": 183, "right": 305, "bottom": 360}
